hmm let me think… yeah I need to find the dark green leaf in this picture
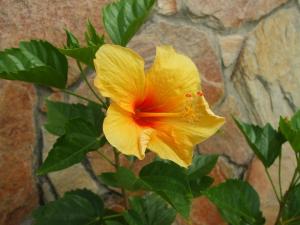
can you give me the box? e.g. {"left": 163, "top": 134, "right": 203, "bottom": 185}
{"left": 205, "top": 179, "right": 265, "bottom": 225}
{"left": 45, "top": 101, "right": 104, "bottom": 136}
{"left": 189, "top": 176, "right": 214, "bottom": 197}
{"left": 280, "top": 111, "right": 300, "bottom": 152}
{"left": 139, "top": 161, "right": 192, "bottom": 219}
{"left": 38, "top": 119, "right": 105, "bottom": 175}
{"left": 123, "top": 194, "right": 176, "bottom": 225}
{"left": 187, "top": 154, "right": 218, "bottom": 179}
{"left": 85, "top": 20, "right": 105, "bottom": 47}
{"left": 65, "top": 30, "right": 80, "bottom": 49}
{"left": 234, "top": 118, "right": 285, "bottom": 167}
{"left": 99, "top": 167, "right": 146, "bottom": 191}
{"left": 33, "top": 189, "right": 104, "bottom": 225}
{"left": 282, "top": 184, "right": 300, "bottom": 225}
{"left": 0, "top": 40, "right": 68, "bottom": 88}
{"left": 103, "top": 0, "right": 155, "bottom": 46}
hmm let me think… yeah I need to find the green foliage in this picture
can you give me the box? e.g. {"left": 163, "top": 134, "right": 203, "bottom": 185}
{"left": 0, "top": 40, "right": 68, "bottom": 88}
{"left": 234, "top": 118, "right": 285, "bottom": 168}
{"left": 280, "top": 111, "right": 300, "bottom": 152}
{"left": 33, "top": 189, "right": 104, "bottom": 225}
{"left": 282, "top": 184, "right": 300, "bottom": 225}
{"left": 98, "top": 154, "right": 216, "bottom": 219}
{"left": 103, "top": 0, "right": 156, "bottom": 46}
{"left": 123, "top": 194, "right": 176, "bottom": 225}
{"left": 45, "top": 101, "right": 104, "bottom": 136}
{"left": 38, "top": 119, "right": 105, "bottom": 175}
{"left": 99, "top": 166, "right": 146, "bottom": 191}
{"left": 205, "top": 179, "right": 265, "bottom": 225}
{"left": 60, "top": 21, "right": 104, "bottom": 68}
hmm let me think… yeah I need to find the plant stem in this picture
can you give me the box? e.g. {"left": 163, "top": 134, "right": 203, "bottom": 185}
{"left": 96, "top": 150, "right": 116, "bottom": 167}
{"left": 103, "top": 213, "right": 123, "bottom": 220}
{"left": 61, "top": 89, "right": 98, "bottom": 104}
{"left": 274, "top": 169, "right": 298, "bottom": 225}
{"left": 265, "top": 168, "right": 281, "bottom": 203}
{"left": 76, "top": 60, "right": 107, "bottom": 107}
{"left": 279, "top": 153, "right": 283, "bottom": 198}
{"left": 113, "top": 148, "right": 129, "bottom": 209}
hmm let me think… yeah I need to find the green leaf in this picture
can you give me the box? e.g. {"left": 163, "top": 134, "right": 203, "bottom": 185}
{"left": 99, "top": 167, "right": 146, "bottom": 191}
{"left": 186, "top": 154, "right": 217, "bottom": 197}
{"left": 45, "top": 101, "right": 104, "bottom": 136}
{"left": 38, "top": 119, "right": 105, "bottom": 175}
{"left": 85, "top": 20, "right": 105, "bottom": 47}
{"left": 282, "top": 184, "right": 300, "bottom": 225}
{"left": 103, "top": 0, "right": 155, "bottom": 46}
{"left": 188, "top": 154, "right": 218, "bottom": 179}
{"left": 123, "top": 194, "right": 176, "bottom": 225}
{"left": 33, "top": 189, "right": 104, "bottom": 225}
{"left": 65, "top": 30, "right": 80, "bottom": 49}
{"left": 60, "top": 22, "right": 104, "bottom": 67}
{"left": 0, "top": 40, "right": 68, "bottom": 88}
{"left": 139, "top": 161, "right": 192, "bottom": 219}
{"left": 234, "top": 118, "right": 285, "bottom": 167}
{"left": 189, "top": 176, "right": 214, "bottom": 197}
{"left": 205, "top": 179, "right": 265, "bottom": 225}
{"left": 280, "top": 111, "right": 300, "bottom": 152}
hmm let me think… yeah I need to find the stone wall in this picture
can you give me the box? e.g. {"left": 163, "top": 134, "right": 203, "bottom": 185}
{"left": 0, "top": 0, "right": 299, "bottom": 225}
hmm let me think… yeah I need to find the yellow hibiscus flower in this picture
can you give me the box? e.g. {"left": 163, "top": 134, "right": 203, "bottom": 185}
{"left": 94, "top": 44, "right": 225, "bottom": 167}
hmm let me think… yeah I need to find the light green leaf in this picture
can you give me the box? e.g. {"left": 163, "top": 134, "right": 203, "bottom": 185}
{"left": 0, "top": 40, "right": 68, "bottom": 88}
{"left": 282, "top": 184, "right": 300, "bottom": 225}
{"left": 139, "top": 161, "right": 192, "bottom": 219}
{"left": 205, "top": 179, "right": 265, "bottom": 225}
{"left": 99, "top": 167, "right": 146, "bottom": 191}
{"left": 65, "top": 30, "right": 80, "bottom": 49}
{"left": 235, "top": 118, "right": 285, "bottom": 167}
{"left": 123, "top": 194, "right": 176, "bottom": 225}
{"left": 103, "top": 0, "right": 155, "bottom": 46}
{"left": 38, "top": 119, "right": 105, "bottom": 175}
{"left": 44, "top": 101, "right": 104, "bottom": 136}
{"left": 33, "top": 189, "right": 104, "bottom": 225}
{"left": 280, "top": 111, "right": 300, "bottom": 152}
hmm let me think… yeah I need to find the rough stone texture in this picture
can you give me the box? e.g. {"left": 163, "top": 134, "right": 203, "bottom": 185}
{"left": 1, "top": 0, "right": 300, "bottom": 224}
{"left": 186, "top": 0, "right": 289, "bottom": 28}
{"left": 233, "top": 7, "right": 300, "bottom": 125}
{"left": 219, "top": 35, "right": 245, "bottom": 67}
{"left": 0, "top": 81, "right": 38, "bottom": 225}
{"left": 157, "top": 0, "right": 178, "bottom": 15}
{"left": 129, "top": 21, "right": 224, "bottom": 106}
{"left": 232, "top": 7, "right": 300, "bottom": 224}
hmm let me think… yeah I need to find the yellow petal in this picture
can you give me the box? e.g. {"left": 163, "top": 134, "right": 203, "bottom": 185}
{"left": 148, "top": 128, "right": 194, "bottom": 168}
{"left": 103, "top": 103, "right": 153, "bottom": 159}
{"left": 94, "top": 44, "right": 145, "bottom": 112}
{"left": 148, "top": 95, "right": 225, "bottom": 167}
{"left": 145, "top": 46, "right": 201, "bottom": 112}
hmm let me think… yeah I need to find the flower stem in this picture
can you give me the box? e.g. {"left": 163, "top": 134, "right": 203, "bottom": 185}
{"left": 76, "top": 60, "right": 107, "bottom": 107}
{"left": 96, "top": 150, "right": 116, "bottom": 167}
{"left": 61, "top": 89, "right": 98, "bottom": 104}
{"left": 279, "top": 153, "right": 283, "bottom": 198}
{"left": 265, "top": 168, "right": 281, "bottom": 203}
{"left": 113, "top": 148, "right": 129, "bottom": 209}
{"left": 274, "top": 168, "right": 298, "bottom": 225}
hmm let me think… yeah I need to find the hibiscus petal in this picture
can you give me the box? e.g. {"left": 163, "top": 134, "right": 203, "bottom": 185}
{"left": 103, "top": 103, "right": 153, "bottom": 159}
{"left": 145, "top": 46, "right": 201, "bottom": 112}
{"left": 94, "top": 44, "right": 145, "bottom": 112}
{"left": 148, "top": 95, "right": 225, "bottom": 167}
